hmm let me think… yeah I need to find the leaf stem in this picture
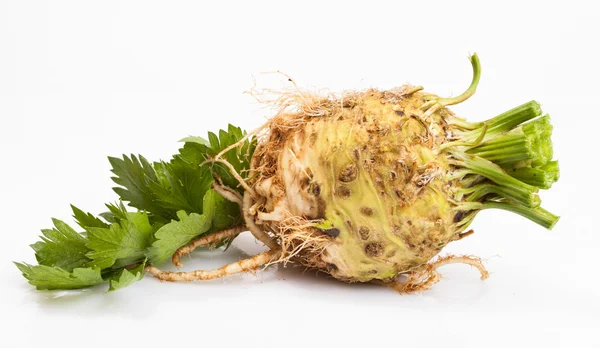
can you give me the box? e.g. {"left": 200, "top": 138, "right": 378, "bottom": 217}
{"left": 459, "top": 100, "right": 542, "bottom": 142}
{"left": 482, "top": 202, "right": 559, "bottom": 230}
{"left": 451, "top": 152, "right": 539, "bottom": 208}
{"left": 506, "top": 161, "right": 560, "bottom": 189}
{"left": 438, "top": 54, "right": 482, "bottom": 106}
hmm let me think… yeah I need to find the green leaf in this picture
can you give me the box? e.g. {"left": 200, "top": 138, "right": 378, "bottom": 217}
{"left": 108, "top": 154, "right": 212, "bottom": 223}
{"left": 147, "top": 210, "right": 211, "bottom": 265}
{"left": 178, "top": 136, "right": 209, "bottom": 145}
{"left": 107, "top": 262, "right": 146, "bottom": 292}
{"left": 17, "top": 125, "right": 256, "bottom": 292}
{"left": 202, "top": 188, "right": 241, "bottom": 232}
{"left": 201, "top": 125, "right": 256, "bottom": 194}
{"left": 99, "top": 201, "right": 129, "bottom": 224}
{"left": 15, "top": 263, "right": 105, "bottom": 290}
{"left": 153, "top": 160, "right": 212, "bottom": 216}
{"left": 30, "top": 219, "right": 91, "bottom": 271}
{"left": 71, "top": 205, "right": 109, "bottom": 229}
{"left": 109, "top": 125, "right": 255, "bottom": 222}
{"left": 109, "top": 155, "right": 168, "bottom": 217}
{"left": 86, "top": 212, "right": 155, "bottom": 269}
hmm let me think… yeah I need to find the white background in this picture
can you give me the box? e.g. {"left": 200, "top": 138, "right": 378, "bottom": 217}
{"left": 1, "top": 1, "right": 598, "bottom": 347}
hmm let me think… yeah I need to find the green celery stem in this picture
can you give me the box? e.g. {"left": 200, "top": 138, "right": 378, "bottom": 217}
{"left": 482, "top": 202, "right": 559, "bottom": 230}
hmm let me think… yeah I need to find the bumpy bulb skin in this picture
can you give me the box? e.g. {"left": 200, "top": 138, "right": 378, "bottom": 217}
{"left": 251, "top": 88, "right": 464, "bottom": 282}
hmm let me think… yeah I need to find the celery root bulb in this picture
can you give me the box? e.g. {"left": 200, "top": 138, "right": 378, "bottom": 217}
{"left": 252, "top": 89, "right": 458, "bottom": 281}
{"left": 248, "top": 55, "right": 559, "bottom": 283}
{"left": 15, "top": 54, "right": 560, "bottom": 292}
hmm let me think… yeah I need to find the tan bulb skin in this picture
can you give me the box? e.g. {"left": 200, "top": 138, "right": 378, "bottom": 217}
{"left": 250, "top": 88, "right": 465, "bottom": 282}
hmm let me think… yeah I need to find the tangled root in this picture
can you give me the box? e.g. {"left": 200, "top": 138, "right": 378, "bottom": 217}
{"left": 274, "top": 214, "right": 331, "bottom": 267}
{"left": 242, "top": 191, "right": 280, "bottom": 250}
{"left": 146, "top": 249, "right": 282, "bottom": 282}
{"left": 171, "top": 225, "right": 247, "bottom": 268}
{"left": 389, "top": 255, "right": 489, "bottom": 294}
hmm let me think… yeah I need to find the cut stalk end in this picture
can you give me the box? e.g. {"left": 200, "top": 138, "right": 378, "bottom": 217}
{"left": 449, "top": 101, "right": 559, "bottom": 230}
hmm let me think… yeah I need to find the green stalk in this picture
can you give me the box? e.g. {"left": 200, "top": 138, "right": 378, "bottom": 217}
{"left": 507, "top": 161, "right": 560, "bottom": 189}
{"left": 459, "top": 183, "right": 541, "bottom": 207}
{"left": 467, "top": 115, "right": 553, "bottom": 166}
{"left": 528, "top": 115, "right": 553, "bottom": 167}
{"left": 459, "top": 101, "right": 542, "bottom": 142}
{"left": 460, "top": 174, "right": 487, "bottom": 188}
{"left": 455, "top": 211, "right": 479, "bottom": 231}
{"left": 447, "top": 117, "right": 483, "bottom": 130}
{"left": 484, "top": 101, "right": 542, "bottom": 137}
{"left": 438, "top": 54, "right": 482, "bottom": 107}
{"left": 422, "top": 54, "right": 483, "bottom": 113}
{"left": 482, "top": 201, "right": 559, "bottom": 230}
{"left": 451, "top": 153, "right": 539, "bottom": 208}
{"left": 468, "top": 137, "right": 531, "bottom": 164}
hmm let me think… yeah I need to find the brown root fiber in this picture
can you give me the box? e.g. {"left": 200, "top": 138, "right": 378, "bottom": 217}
{"left": 275, "top": 214, "right": 332, "bottom": 268}
{"left": 388, "top": 254, "right": 489, "bottom": 294}
{"left": 146, "top": 249, "right": 282, "bottom": 282}
{"left": 171, "top": 225, "right": 248, "bottom": 268}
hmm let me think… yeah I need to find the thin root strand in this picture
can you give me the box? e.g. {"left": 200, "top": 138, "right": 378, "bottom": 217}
{"left": 171, "top": 225, "right": 248, "bottom": 267}
{"left": 243, "top": 191, "right": 280, "bottom": 250}
{"left": 431, "top": 254, "right": 489, "bottom": 280}
{"left": 389, "top": 254, "right": 489, "bottom": 294}
{"left": 146, "top": 249, "right": 282, "bottom": 282}
{"left": 212, "top": 181, "right": 243, "bottom": 206}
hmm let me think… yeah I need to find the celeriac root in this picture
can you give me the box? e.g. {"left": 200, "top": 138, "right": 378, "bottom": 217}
{"left": 171, "top": 225, "right": 248, "bottom": 267}
{"left": 390, "top": 254, "right": 489, "bottom": 294}
{"left": 146, "top": 249, "right": 282, "bottom": 282}
{"left": 242, "top": 191, "right": 280, "bottom": 250}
